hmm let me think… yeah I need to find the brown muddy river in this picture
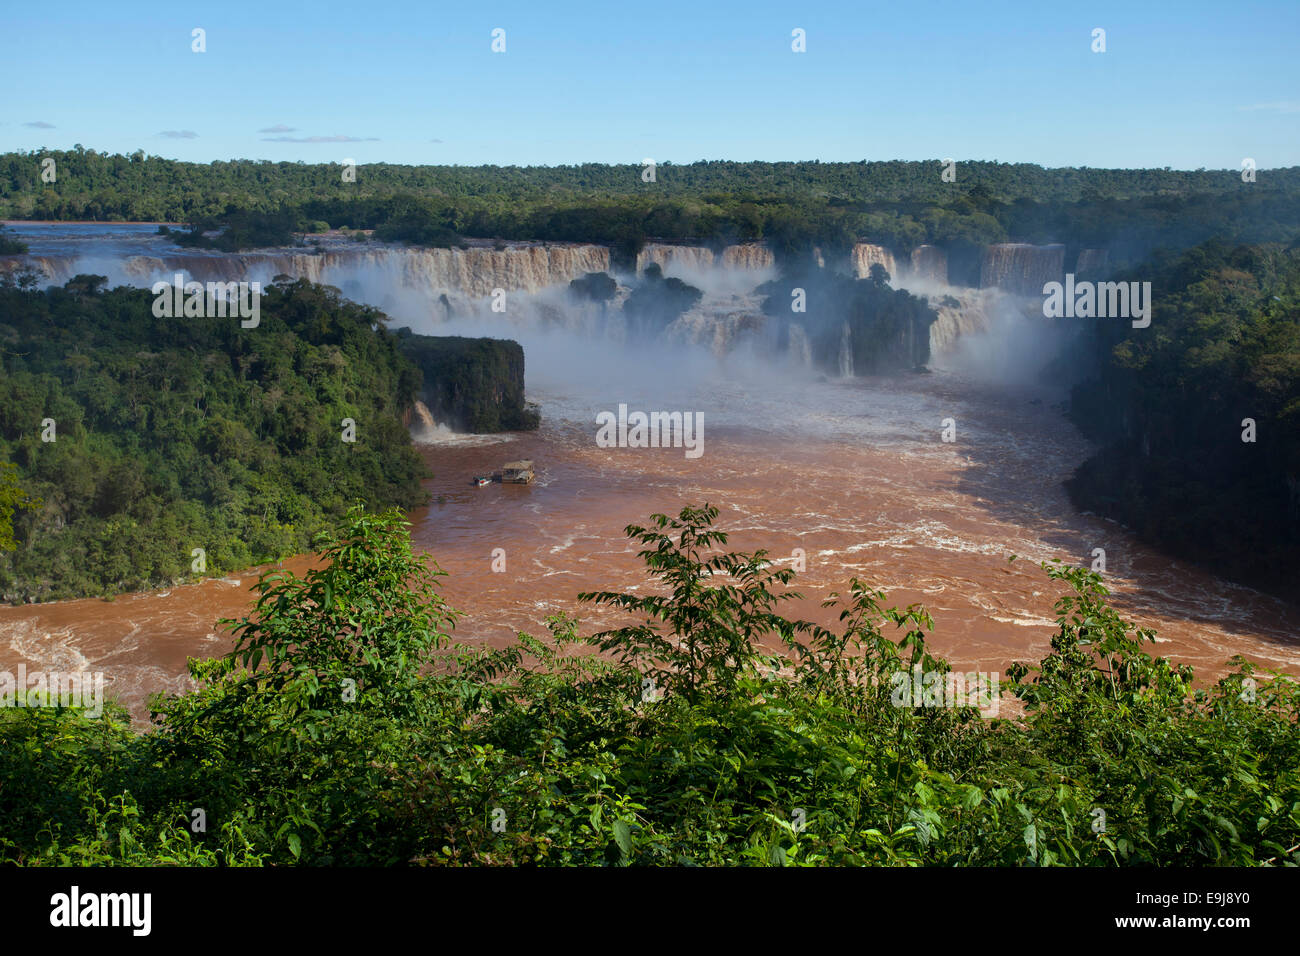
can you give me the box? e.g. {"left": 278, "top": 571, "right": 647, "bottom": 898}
{"left": 4, "top": 366, "right": 1298, "bottom": 721}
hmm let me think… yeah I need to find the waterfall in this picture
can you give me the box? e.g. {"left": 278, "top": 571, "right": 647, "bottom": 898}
{"left": 12, "top": 239, "right": 612, "bottom": 299}
{"left": 7, "top": 225, "right": 1018, "bottom": 367}
{"left": 788, "top": 323, "right": 813, "bottom": 369}
{"left": 838, "top": 322, "right": 854, "bottom": 378}
{"left": 926, "top": 289, "right": 1000, "bottom": 355}
{"left": 979, "top": 243, "right": 1066, "bottom": 295}
{"left": 852, "top": 243, "right": 898, "bottom": 282}
{"left": 720, "top": 243, "right": 776, "bottom": 271}
{"left": 665, "top": 298, "right": 767, "bottom": 356}
{"left": 909, "top": 245, "right": 948, "bottom": 285}
{"left": 636, "top": 243, "right": 715, "bottom": 274}
{"left": 412, "top": 401, "right": 436, "bottom": 430}
{"left": 409, "top": 400, "right": 469, "bottom": 443}
{"left": 1075, "top": 248, "right": 1110, "bottom": 277}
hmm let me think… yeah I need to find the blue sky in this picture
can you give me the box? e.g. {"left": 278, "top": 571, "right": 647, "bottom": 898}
{"left": 3, "top": 0, "right": 1297, "bottom": 169}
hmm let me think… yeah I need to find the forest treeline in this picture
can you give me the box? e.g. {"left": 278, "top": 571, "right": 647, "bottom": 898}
{"left": 0, "top": 274, "right": 430, "bottom": 601}
{"left": 6, "top": 149, "right": 1300, "bottom": 270}
{"left": 1, "top": 504, "right": 1296, "bottom": 866}
{"left": 1068, "top": 241, "right": 1300, "bottom": 603}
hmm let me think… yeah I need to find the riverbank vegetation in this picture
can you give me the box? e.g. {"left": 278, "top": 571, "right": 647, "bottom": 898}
{"left": 1, "top": 504, "right": 1295, "bottom": 866}
{"left": 0, "top": 275, "right": 428, "bottom": 602}
{"left": 1067, "top": 241, "right": 1300, "bottom": 604}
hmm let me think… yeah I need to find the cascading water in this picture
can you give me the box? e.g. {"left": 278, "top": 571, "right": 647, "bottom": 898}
{"left": 788, "top": 323, "right": 813, "bottom": 369}
{"left": 838, "top": 322, "right": 854, "bottom": 378}
{"left": 412, "top": 400, "right": 437, "bottom": 430}
{"left": 3, "top": 223, "right": 1017, "bottom": 371}
{"left": 909, "top": 245, "right": 948, "bottom": 285}
{"left": 408, "top": 400, "right": 480, "bottom": 444}
{"left": 2, "top": 226, "right": 612, "bottom": 302}
{"left": 720, "top": 243, "right": 776, "bottom": 271}
{"left": 851, "top": 243, "right": 898, "bottom": 281}
{"left": 925, "top": 289, "right": 1001, "bottom": 354}
{"left": 979, "top": 243, "right": 1066, "bottom": 295}
{"left": 1075, "top": 248, "right": 1110, "bottom": 277}
{"left": 636, "top": 243, "right": 715, "bottom": 274}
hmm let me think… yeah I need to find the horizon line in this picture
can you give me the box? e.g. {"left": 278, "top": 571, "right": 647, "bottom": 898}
{"left": 1, "top": 148, "right": 1296, "bottom": 174}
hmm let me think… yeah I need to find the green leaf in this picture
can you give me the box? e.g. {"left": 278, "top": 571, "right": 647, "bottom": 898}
{"left": 612, "top": 819, "right": 632, "bottom": 859}
{"left": 1023, "top": 822, "right": 1039, "bottom": 861}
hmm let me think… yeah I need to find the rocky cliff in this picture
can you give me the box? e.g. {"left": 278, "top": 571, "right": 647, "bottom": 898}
{"left": 395, "top": 331, "right": 539, "bottom": 433}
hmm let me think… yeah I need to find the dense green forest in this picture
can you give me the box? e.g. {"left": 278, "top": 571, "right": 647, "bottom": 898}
{"left": 6, "top": 150, "right": 1300, "bottom": 271}
{"left": 1, "top": 505, "right": 1295, "bottom": 866}
{"left": 1067, "top": 241, "right": 1300, "bottom": 603}
{"left": 0, "top": 274, "right": 429, "bottom": 602}
{"left": 7, "top": 149, "right": 1297, "bottom": 213}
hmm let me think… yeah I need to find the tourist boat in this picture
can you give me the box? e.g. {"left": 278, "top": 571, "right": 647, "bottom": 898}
{"left": 501, "top": 460, "right": 535, "bottom": 484}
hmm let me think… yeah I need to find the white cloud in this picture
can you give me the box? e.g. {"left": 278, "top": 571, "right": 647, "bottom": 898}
{"left": 261, "top": 134, "right": 379, "bottom": 143}
{"left": 1237, "top": 101, "right": 1300, "bottom": 114}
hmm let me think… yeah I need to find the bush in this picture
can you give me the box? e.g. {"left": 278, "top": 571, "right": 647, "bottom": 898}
{"left": 3, "top": 504, "right": 1295, "bottom": 866}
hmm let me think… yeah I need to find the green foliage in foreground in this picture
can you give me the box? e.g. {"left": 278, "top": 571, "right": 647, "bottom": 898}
{"left": 2, "top": 505, "right": 1297, "bottom": 867}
